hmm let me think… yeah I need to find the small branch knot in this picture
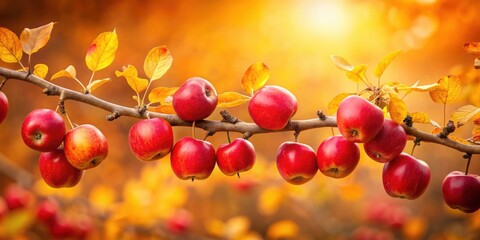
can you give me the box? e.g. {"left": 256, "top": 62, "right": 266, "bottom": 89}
{"left": 137, "top": 105, "right": 147, "bottom": 116}
{"left": 106, "top": 111, "right": 120, "bottom": 121}
{"left": 43, "top": 86, "right": 56, "bottom": 96}
{"left": 243, "top": 132, "right": 253, "bottom": 140}
{"left": 439, "top": 121, "right": 455, "bottom": 139}
{"left": 317, "top": 111, "right": 327, "bottom": 121}
{"left": 414, "top": 137, "right": 422, "bottom": 146}
{"left": 220, "top": 110, "right": 239, "bottom": 124}
{"left": 403, "top": 115, "right": 413, "bottom": 127}
{"left": 204, "top": 130, "right": 215, "bottom": 140}
{"left": 463, "top": 153, "right": 472, "bottom": 159}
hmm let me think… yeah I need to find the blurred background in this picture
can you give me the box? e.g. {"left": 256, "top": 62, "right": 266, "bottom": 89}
{"left": 1, "top": 0, "right": 480, "bottom": 239}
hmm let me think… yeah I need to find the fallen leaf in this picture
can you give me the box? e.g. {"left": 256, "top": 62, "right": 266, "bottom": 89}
{"left": 217, "top": 91, "right": 251, "bottom": 108}
{"left": 143, "top": 46, "right": 172, "bottom": 81}
{"left": 33, "top": 63, "right": 48, "bottom": 79}
{"left": 429, "top": 75, "right": 461, "bottom": 104}
{"left": 0, "top": 27, "right": 22, "bottom": 63}
{"left": 85, "top": 29, "right": 118, "bottom": 72}
{"left": 241, "top": 62, "right": 269, "bottom": 96}
{"left": 20, "top": 22, "right": 55, "bottom": 55}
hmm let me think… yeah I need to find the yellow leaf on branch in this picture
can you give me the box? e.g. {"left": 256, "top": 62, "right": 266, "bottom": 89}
{"left": 328, "top": 93, "right": 355, "bottom": 114}
{"left": 33, "top": 63, "right": 48, "bottom": 79}
{"left": 143, "top": 46, "right": 172, "bottom": 81}
{"left": 451, "top": 105, "right": 480, "bottom": 127}
{"left": 217, "top": 91, "right": 251, "bottom": 108}
{"left": 346, "top": 64, "right": 368, "bottom": 83}
{"left": 330, "top": 55, "right": 354, "bottom": 71}
{"left": 0, "top": 27, "right": 22, "bottom": 63}
{"left": 85, "top": 29, "right": 118, "bottom": 72}
{"left": 115, "top": 65, "right": 149, "bottom": 94}
{"left": 148, "top": 86, "right": 178, "bottom": 104}
{"left": 410, "top": 112, "right": 431, "bottom": 124}
{"left": 388, "top": 94, "right": 407, "bottom": 124}
{"left": 51, "top": 65, "right": 77, "bottom": 80}
{"left": 429, "top": 75, "right": 461, "bottom": 104}
{"left": 373, "top": 49, "right": 402, "bottom": 79}
{"left": 20, "top": 22, "right": 55, "bottom": 55}
{"left": 241, "top": 62, "right": 269, "bottom": 96}
{"left": 86, "top": 78, "right": 110, "bottom": 93}
{"left": 148, "top": 105, "right": 176, "bottom": 114}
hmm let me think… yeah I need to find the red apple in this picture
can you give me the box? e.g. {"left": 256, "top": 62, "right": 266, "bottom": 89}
{"left": 64, "top": 124, "right": 108, "bottom": 170}
{"left": 216, "top": 138, "right": 255, "bottom": 176}
{"left": 276, "top": 142, "right": 317, "bottom": 185}
{"left": 442, "top": 171, "right": 480, "bottom": 213}
{"left": 317, "top": 135, "right": 360, "bottom": 178}
{"left": 36, "top": 199, "right": 59, "bottom": 224}
{"left": 3, "top": 184, "right": 33, "bottom": 210}
{"left": 364, "top": 119, "right": 407, "bottom": 163}
{"left": 21, "top": 109, "right": 66, "bottom": 152}
{"left": 128, "top": 118, "right": 174, "bottom": 161}
{"left": 48, "top": 217, "right": 77, "bottom": 239}
{"left": 0, "top": 197, "right": 7, "bottom": 219}
{"left": 382, "top": 153, "right": 430, "bottom": 200}
{"left": 0, "top": 91, "right": 8, "bottom": 124}
{"left": 172, "top": 77, "right": 218, "bottom": 121}
{"left": 336, "top": 95, "right": 384, "bottom": 143}
{"left": 248, "top": 85, "right": 298, "bottom": 130}
{"left": 170, "top": 137, "right": 216, "bottom": 180}
{"left": 39, "top": 148, "right": 84, "bottom": 188}
{"left": 166, "top": 209, "right": 193, "bottom": 235}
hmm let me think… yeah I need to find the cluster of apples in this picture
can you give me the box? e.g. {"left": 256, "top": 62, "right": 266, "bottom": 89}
{"left": 19, "top": 108, "right": 108, "bottom": 188}
{"left": 0, "top": 184, "right": 91, "bottom": 239}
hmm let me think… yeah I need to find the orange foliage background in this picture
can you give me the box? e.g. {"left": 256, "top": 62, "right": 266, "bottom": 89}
{"left": 1, "top": 0, "right": 480, "bottom": 239}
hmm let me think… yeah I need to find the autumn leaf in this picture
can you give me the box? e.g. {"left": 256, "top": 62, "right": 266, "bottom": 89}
{"left": 374, "top": 50, "right": 402, "bottom": 79}
{"left": 85, "top": 29, "right": 118, "bottom": 72}
{"left": 346, "top": 64, "right": 367, "bottom": 83}
{"left": 388, "top": 94, "right": 407, "bottom": 124}
{"left": 328, "top": 93, "right": 355, "bottom": 114}
{"left": 241, "top": 62, "right": 269, "bottom": 96}
{"left": 470, "top": 126, "right": 480, "bottom": 144}
{"left": 33, "top": 64, "right": 48, "bottom": 79}
{"left": 86, "top": 78, "right": 110, "bottom": 93}
{"left": 330, "top": 55, "right": 354, "bottom": 71}
{"left": 218, "top": 91, "right": 251, "bottom": 108}
{"left": 115, "top": 65, "right": 149, "bottom": 94}
{"left": 266, "top": 220, "right": 299, "bottom": 240}
{"left": 410, "top": 112, "right": 431, "bottom": 124}
{"left": 143, "top": 46, "right": 172, "bottom": 81}
{"left": 408, "top": 81, "right": 442, "bottom": 92}
{"left": 429, "top": 75, "right": 461, "bottom": 104}
{"left": 464, "top": 42, "right": 480, "bottom": 56}
{"left": 20, "top": 22, "right": 55, "bottom": 55}
{"left": 148, "top": 87, "right": 178, "bottom": 104}
{"left": 0, "top": 27, "right": 22, "bottom": 63}
{"left": 148, "top": 105, "right": 175, "bottom": 114}
{"left": 432, "top": 127, "right": 470, "bottom": 144}
{"left": 451, "top": 105, "right": 480, "bottom": 127}
{"left": 51, "top": 65, "right": 77, "bottom": 80}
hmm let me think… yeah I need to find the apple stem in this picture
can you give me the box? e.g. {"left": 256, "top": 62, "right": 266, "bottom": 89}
{"left": 294, "top": 130, "right": 299, "bottom": 142}
{"left": 411, "top": 137, "right": 422, "bottom": 156}
{"left": 192, "top": 121, "right": 196, "bottom": 139}
{"left": 191, "top": 177, "right": 195, "bottom": 182}
{"left": 237, "top": 172, "right": 240, "bottom": 178}
{"left": 464, "top": 153, "right": 472, "bottom": 175}
{"left": 330, "top": 127, "right": 335, "bottom": 136}
{"left": 226, "top": 131, "right": 231, "bottom": 143}
{"left": 0, "top": 78, "right": 6, "bottom": 91}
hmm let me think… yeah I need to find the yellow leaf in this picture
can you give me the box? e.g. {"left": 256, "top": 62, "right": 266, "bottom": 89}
{"left": 224, "top": 216, "right": 251, "bottom": 239}
{"left": 464, "top": 42, "right": 480, "bottom": 56}
{"left": 266, "top": 220, "right": 299, "bottom": 240}
{"left": 148, "top": 86, "right": 178, "bottom": 104}
{"left": 328, "top": 93, "right": 355, "bottom": 115}
{"left": 85, "top": 29, "right": 118, "bottom": 72}
{"left": 330, "top": 55, "right": 354, "bottom": 71}
{"left": 388, "top": 94, "right": 407, "bottom": 124}
{"left": 346, "top": 64, "right": 368, "bottom": 83}
{"left": 143, "top": 46, "right": 172, "bottom": 81}
{"left": 148, "top": 105, "right": 176, "bottom": 114}
{"left": 218, "top": 91, "right": 251, "bottom": 108}
{"left": 20, "top": 22, "right": 55, "bottom": 55}
{"left": 450, "top": 135, "right": 471, "bottom": 145}
{"left": 408, "top": 81, "right": 442, "bottom": 92}
{"left": 86, "top": 78, "right": 110, "bottom": 93}
{"left": 89, "top": 184, "right": 116, "bottom": 211}
{"left": 470, "top": 126, "right": 480, "bottom": 144}
{"left": 115, "top": 65, "right": 148, "bottom": 94}
{"left": 429, "top": 75, "right": 461, "bottom": 104}
{"left": 0, "top": 27, "right": 22, "bottom": 63}
{"left": 373, "top": 50, "right": 402, "bottom": 78}
{"left": 257, "top": 187, "right": 283, "bottom": 216}
{"left": 33, "top": 63, "right": 48, "bottom": 79}
{"left": 51, "top": 65, "right": 77, "bottom": 80}
{"left": 410, "top": 112, "right": 431, "bottom": 124}
{"left": 451, "top": 105, "right": 480, "bottom": 127}
{"left": 241, "top": 62, "right": 269, "bottom": 96}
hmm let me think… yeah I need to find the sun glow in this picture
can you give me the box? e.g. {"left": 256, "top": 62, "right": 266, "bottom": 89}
{"left": 297, "top": 0, "right": 350, "bottom": 36}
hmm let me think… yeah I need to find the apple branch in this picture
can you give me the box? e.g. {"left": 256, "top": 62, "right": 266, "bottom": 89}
{"left": 1, "top": 67, "right": 480, "bottom": 154}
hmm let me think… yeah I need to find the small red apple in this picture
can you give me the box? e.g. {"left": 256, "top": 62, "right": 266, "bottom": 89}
{"left": 336, "top": 95, "right": 384, "bottom": 143}
{"left": 442, "top": 171, "right": 480, "bottom": 213}
{"left": 64, "top": 124, "right": 108, "bottom": 170}
{"left": 166, "top": 209, "right": 193, "bottom": 235}
{"left": 382, "top": 153, "right": 431, "bottom": 200}
{"left": 0, "top": 91, "right": 8, "bottom": 124}
{"left": 39, "top": 148, "right": 84, "bottom": 188}
{"left": 36, "top": 199, "right": 59, "bottom": 224}
{"left": 276, "top": 142, "right": 317, "bottom": 185}
{"left": 128, "top": 118, "right": 174, "bottom": 161}
{"left": 248, "top": 85, "right": 298, "bottom": 130}
{"left": 317, "top": 135, "right": 360, "bottom": 178}
{"left": 170, "top": 137, "right": 216, "bottom": 180}
{"left": 216, "top": 138, "right": 256, "bottom": 176}
{"left": 48, "top": 217, "right": 77, "bottom": 239}
{"left": 364, "top": 119, "right": 407, "bottom": 163}
{"left": 3, "top": 184, "right": 33, "bottom": 210}
{"left": 21, "top": 109, "right": 66, "bottom": 152}
{"left": 173, "top": 77, "right": 218, "bottom": 121}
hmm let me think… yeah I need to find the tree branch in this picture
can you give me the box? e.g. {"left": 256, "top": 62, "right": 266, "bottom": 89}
{"left": 1, "top": 67, "right": 480, "bottom": 154}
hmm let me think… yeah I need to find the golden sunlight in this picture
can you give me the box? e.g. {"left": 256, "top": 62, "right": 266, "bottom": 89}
{"left": 297, "top": 0, "right": 350, "bottom": 37}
